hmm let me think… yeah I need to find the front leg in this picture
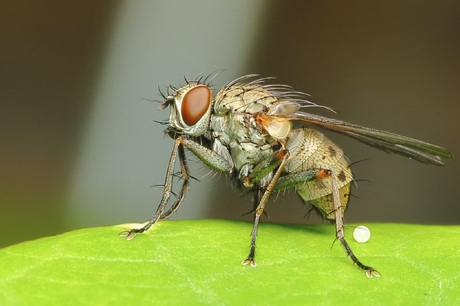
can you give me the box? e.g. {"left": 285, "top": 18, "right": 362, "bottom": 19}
{"left": 119, "top": 137, "right": 184, "bottom": 240}
{"left": 160, "top": 138, "right": 234, "bottom": 219}
{"left": 120, "top": 136, "right": 233, "bottom": 240}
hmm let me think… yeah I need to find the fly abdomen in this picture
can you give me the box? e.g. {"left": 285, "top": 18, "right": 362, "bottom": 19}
{"left": 284, "top": 128, "right": 353, "bottom": 220}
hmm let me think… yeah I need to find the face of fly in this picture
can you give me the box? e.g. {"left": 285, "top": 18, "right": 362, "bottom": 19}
{"left": 162, "top": 83, "right": 213, "bottom": 137}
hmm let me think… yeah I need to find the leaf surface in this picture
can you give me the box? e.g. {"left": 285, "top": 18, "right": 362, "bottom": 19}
{"left": 1, "top": 220, "right": 459, "bottom": 305}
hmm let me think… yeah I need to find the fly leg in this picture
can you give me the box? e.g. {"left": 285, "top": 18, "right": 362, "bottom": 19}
{"left": 326, "top": 170, "right": 381, "bottom": 278}
{"left": 242, "top": 150, "right": 290, "bottom": 267}
{"left": 120, "top": 135, "right": 234, "bottom": 240}
{"left": 271, "top": 168, "right": 380, "bottom": 277}
{"left": 272, "top": 170, "right": 320, "bottom": 192}
{"left": 120, "top": 137, "right": 186, "bottom": 240}
{"left": 158, "top": 143, "right": 190, "bottom": 220}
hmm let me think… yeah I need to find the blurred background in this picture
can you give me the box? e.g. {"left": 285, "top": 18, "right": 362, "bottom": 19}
{"left": 1, "top": 0, "right": 459, "bottom": 248}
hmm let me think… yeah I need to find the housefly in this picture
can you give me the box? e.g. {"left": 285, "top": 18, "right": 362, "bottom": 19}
{"left": 120, "top": 74, "right": 453, "bottom": 278}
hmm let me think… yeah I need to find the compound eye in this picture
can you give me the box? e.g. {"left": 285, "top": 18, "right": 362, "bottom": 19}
{"left": 181, "top": 85, "right": 211, "bottom": 126}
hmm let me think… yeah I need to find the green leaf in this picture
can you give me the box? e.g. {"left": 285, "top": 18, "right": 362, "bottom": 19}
{"left": 0, "top": 220, "right": 459, "bottom": 305}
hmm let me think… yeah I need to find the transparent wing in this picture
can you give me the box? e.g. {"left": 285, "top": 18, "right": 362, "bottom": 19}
{"left": 274, "top": 112, "right": 453, "bottom": 166}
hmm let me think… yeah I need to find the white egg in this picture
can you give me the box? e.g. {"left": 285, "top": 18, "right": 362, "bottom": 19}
{"left": 353, "top": 225, "right": 371, "bottom": 243}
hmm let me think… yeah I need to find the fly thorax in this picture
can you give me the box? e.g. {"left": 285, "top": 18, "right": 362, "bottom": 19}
{"left": 214, "top": 85, "right": 278, "bottom": 115}
{"left": 211, "top": 83, "right": 292, "bottom": 187}
{"left": 229, "top": 141, "right": 273, "bottom": 171}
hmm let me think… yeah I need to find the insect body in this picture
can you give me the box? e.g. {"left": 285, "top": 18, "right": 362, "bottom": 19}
{"left": 120, "top": 75, "right": 452, "bottom": 278}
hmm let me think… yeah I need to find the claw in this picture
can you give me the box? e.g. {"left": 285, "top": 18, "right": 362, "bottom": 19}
{"left": 119, "top": 230, "right": 140, "bottom": 240}
{"left": 365, "top": 269, "right": 381, "bottom": 278}
{"left": 242, "top": 259, "right": 257, "bottom": 267}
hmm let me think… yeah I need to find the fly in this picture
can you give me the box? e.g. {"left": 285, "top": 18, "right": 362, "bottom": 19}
{"left": 120, "top": 74, "right": 453, "bottom": 278}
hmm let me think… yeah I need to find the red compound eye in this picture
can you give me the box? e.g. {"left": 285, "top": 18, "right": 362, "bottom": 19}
{"left": 181, "top": 85, "right": 211, "bottom": 126}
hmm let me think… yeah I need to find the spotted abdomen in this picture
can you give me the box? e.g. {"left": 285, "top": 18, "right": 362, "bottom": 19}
{"left": 284, "top": 128, "right": 353, "bottom": 220}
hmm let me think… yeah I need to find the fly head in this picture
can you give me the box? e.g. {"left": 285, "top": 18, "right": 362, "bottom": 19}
{"left": 161, "top": 83, "right": 213, "bottom": 137}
